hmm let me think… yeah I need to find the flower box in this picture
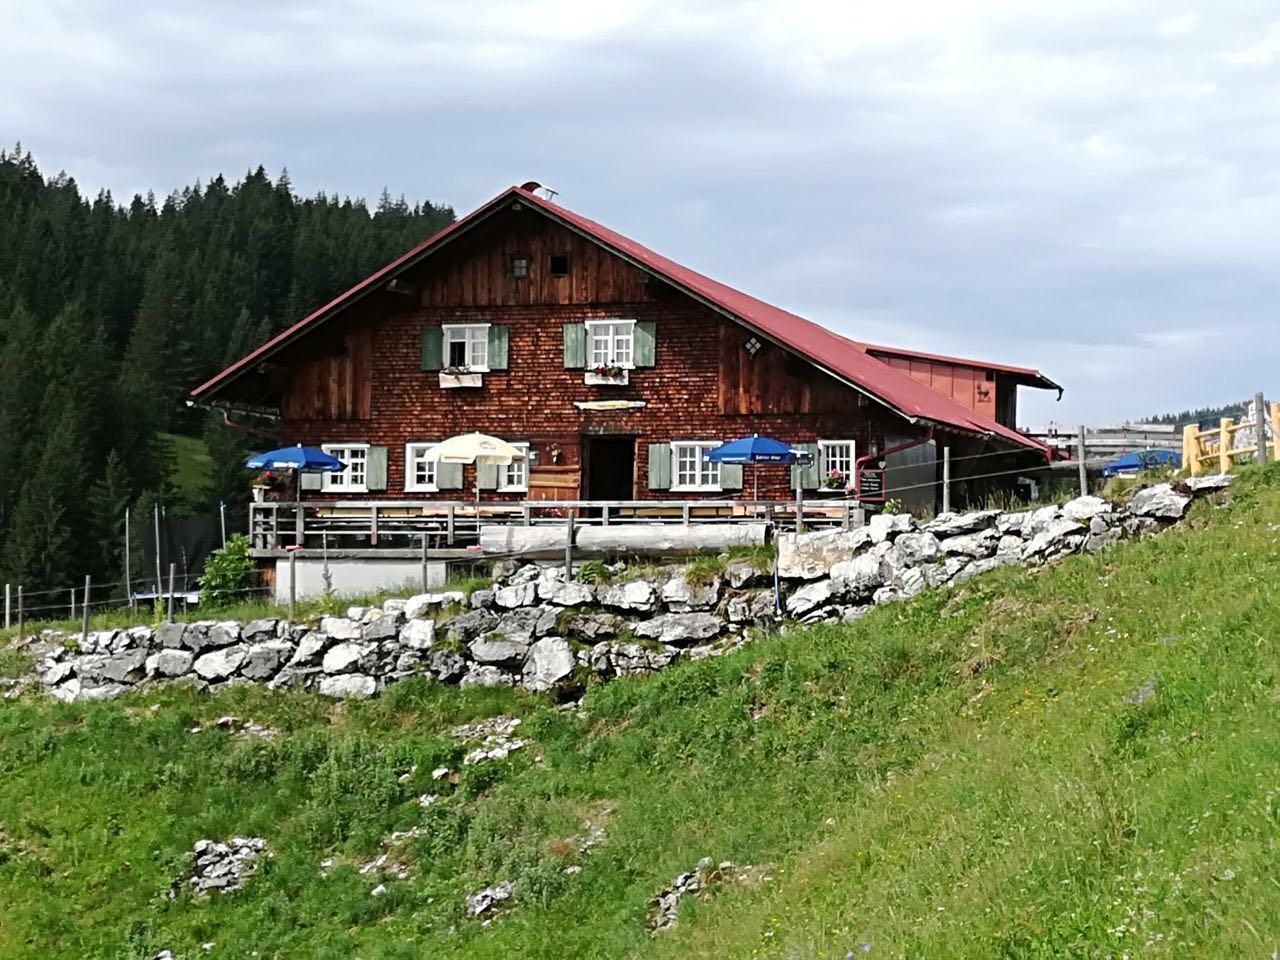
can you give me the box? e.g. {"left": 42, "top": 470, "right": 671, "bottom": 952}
{"left": 584, "top": 367, "right": 629, "bottom": 386}
{"left": 439, "top": 371, "right": 483, "bottom": 389}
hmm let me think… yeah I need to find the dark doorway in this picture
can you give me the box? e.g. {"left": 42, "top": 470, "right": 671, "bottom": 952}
{"left": 584, "top": 436, "right": 635, "bottom": 501}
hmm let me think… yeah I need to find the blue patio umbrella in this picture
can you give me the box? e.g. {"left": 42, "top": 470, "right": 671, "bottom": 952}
{"left": 244, "top": 444, "right": 347, "bottom": 472}
{"left": 245, "top": 444, "right": 346, "bottom": 501}
{"left": 1099, "top": 448, "right": 1181, "bottom": 478}
{"left": 705, "top": 435, "right": 797, "bottom": 499}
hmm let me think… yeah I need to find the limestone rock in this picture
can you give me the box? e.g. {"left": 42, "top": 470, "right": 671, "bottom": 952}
{"left": 319, "top": 616, "right": 361, "bottom": 641}
{"left": 287, "top": 631, "right": 329, "bottom": 667}
{"left": 893, "top": 531, "right": 941, "bottom": 565}
{"left": 319, "top": 673, "right": 377, "bottom": 698}
{"left": 560, "top": 611, "right": 625, "bottom": 640}
{"left": 868, "top": 512, "right": 913, "bottom": 543}
{"left": 776, "top": 527, "right": 873, "bottom": 579}
{"left": 1183, "top": 474, "right": 1233, "bottom": 492}
{"left": 322, "top": 642, "right": 375, "bottom": 675}
{"left": 829, "top": 551, "right": 886, "bottom": 597}
{"left": 785, "top": 578, "right": 834, "bottom": 616}
{"left": 443, "top": 609, "right": 499, "bottom": 643}
{"left": 399, "top": 618, "right": 436, "bottom": 650}
{"left": 522, "top": 637, "right": 577, "bottom": 692}
{"left": 469, "top": 588, "right": 494, "bottom": 609}
{"left": 361, "top": 611, "right": 403, "bottom": 642}
{"left": 726, "top": 589, "right": 777, "bottom": 623}
{"left": 147, "top": 648, "right": 194, "bottom": 679}
{"left": 156, "top": 621, "right": 187, "bottom": 649}
{"left": 494, "top": 582, "right": 538, "bottom": 609}
{"left": 427, "top": 649, "right": 468, "bottom": 683}
{"left": 460, "top": 665, "right": 518, "bottom": 688}
{"left": 1061, "top": 495, "right": 1111, "bottom": 522}
{"left": 241, "top": 618, "right": 280, "bottom": 643}
{"left": 193, "top": 646, "right": 247, "bottom": 681}
{"left": 924, "top": 509, "right": 1000, "bottom": 537}
{"left": 598, "top": 580, "right": 657, "bottom": 613}
{"left": 608, "top": 641, "right": 679, "bottom": 675}
{"left": 661, "top": 575, "right": 721, "bottom": 612}
{"left": 1129, "top": 483, "right": 1192, "bottom": 519}
{"left": 98, "top": 649, "right": 148, "bottom": 683}
{"left": 468, "top": 634, "right": 531, "bottom": 666}
{"left": 1023, "top": 505, "right": 1062, "bottom": 537}
{"left": 724, "top": 561, "right": 765, "bottom": 589}
{"left": 940, "top": 528, "right": 1000, "bottom": 559}
{"left": 404, "top": 592, "right": 466, "bottom": 619}
{"left": 1021, "top": 518, "right": 1084, "bottom": 561}
{"left": 538, "top": 579, "right": 595, "bottom": 607}
{"left": 241, "top": 641, "right": 293, "bottom": 680}
{"left": 632, "top": 612, "right": 723, "bottom": 645}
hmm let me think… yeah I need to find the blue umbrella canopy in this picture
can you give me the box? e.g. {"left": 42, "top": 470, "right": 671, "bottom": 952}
{"left": 245, "top": 444, "right": 346, "bottom": 472}
{"left": 704, "top": 435, "right": 797, "bottom": 464}
{"left": 1099, "top": 448, "right": 1180, "bottom": 477}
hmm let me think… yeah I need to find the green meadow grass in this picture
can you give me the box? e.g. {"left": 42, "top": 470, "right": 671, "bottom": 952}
{"left": 0, "top": 467, "right": 1276, "bottom": 959}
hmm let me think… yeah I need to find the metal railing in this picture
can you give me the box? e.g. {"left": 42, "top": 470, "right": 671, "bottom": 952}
{"left": 248, "top": 496, "right": 867, "bottom": 551}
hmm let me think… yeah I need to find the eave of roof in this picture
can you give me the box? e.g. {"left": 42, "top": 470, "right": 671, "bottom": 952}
{"left": 193, "top": 185, "right": 1053, "bottom": 458}
{"left": 859, "top": 342, "right": 1063, "bottom": 392}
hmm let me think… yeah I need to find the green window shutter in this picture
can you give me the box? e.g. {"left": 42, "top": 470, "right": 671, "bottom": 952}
{"left": 477, "top": 462, "right": 500, "bottom": 490}
{"left": 790, "top": 442, "right": 820, "bottom": 490}
{"left": 719, "top": 463, "right": 743, "bottom": 491}
{"left": 437, "top": 462, "right": 464, "bottom": 491}
{"left": 420, "top": 327, "right": 443, "bottom": 371}
{"left": 300, "top": 471, "right": 323, "bottom": 491}
{"left": 562, "top": 322, "right": 586, "bottom": 369}
{"left": 633, "top": 321, "right": 656, "bottom": 367}
{"left": 647, "top": 443, "right": 671, "bottom": 490}
{"left": 366, "top": 446, "right": 388, "bottom": 491}
{"left": 488, "top": 325, "right": 509, "bottom": 370}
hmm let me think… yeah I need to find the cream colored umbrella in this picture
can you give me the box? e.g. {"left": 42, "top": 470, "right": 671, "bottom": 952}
{"left": 423, "top": 432, "right": 526, "bottom": 505}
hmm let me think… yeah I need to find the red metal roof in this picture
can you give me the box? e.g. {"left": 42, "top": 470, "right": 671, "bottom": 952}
{"left": 855, "top": 342, "right": 1062, "bottom": 392}
{"left": 193, "top": 185, "right": 1053, "bottom": 457}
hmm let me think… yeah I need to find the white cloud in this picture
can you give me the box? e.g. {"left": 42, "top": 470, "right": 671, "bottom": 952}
{"left": 1, "top": 0, "right": 1278, "bottom": 421}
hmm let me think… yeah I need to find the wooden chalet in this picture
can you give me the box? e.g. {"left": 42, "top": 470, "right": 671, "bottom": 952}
{"left": 192, "top": 182, "right": 1060, "bottom": 565}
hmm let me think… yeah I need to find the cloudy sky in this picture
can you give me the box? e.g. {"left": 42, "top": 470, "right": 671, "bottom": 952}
{"left": 5, "top": 1, "right": 1279, "bottom": 424}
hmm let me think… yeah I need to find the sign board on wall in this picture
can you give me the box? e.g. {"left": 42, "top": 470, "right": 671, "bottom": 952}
{"left": 856, "top": 465, "right": 886, "bottom": 502}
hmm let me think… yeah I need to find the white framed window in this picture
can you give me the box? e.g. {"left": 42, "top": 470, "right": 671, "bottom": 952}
{"left": 442, "top": 323, "right": 490, "bottom": 371}
{"left": 671, "top": 440, "right": 722, "bottom": 492}
{"left": 405, "top": 442, "right": 439, "bottom": 492}
{"left": 819, "top": 439, "right": 856, "bottom": 488}
{"left": 586, "top": 319, "right": 635, "bottom": 369}
{"left": 321, "top": 443, "right": 369, "bottom": 493}
{"left": 499, "top": 442, "right": 530, "bottom": 492}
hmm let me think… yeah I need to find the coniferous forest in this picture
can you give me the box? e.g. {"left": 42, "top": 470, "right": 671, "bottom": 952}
{"left": 0, "top": 146, "right": 454, "bottom": 595}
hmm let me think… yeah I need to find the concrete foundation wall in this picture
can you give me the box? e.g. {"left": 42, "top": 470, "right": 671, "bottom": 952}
{"left": 274, "top": 558, "right": 449, "bottom": 603}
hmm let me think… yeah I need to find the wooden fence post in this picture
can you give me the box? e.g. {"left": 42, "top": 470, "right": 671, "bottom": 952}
{"left": 167, "top": 563, "right": 175, "bottom": 621}
{"left": 124, "top": 505, "right": 133, "bottom": 611}
{"left": 288, "top": 550, "right": 297, "bottom": 620}
{"left": 4, "top": 583, "right": 8, "bottom": 630}
{"left": 420, "top": 535, "right": 429, "bottom": 593}
{"left": 16, "top": 586, "right": 22, "bottom": 643}
{"left": 1254, "top": 392, "right": 1268, "bottom": 466}
{"left": 1219, "top": 417, "right": 1233, "bottom": 474}
{"left": 1076, "top": 426, "right": 1087, "bottom": 497}
{"left": 1182, "top": 424, "right": 1200, "bottom": 476}
{"left": 1271, "top": 402, "right": 1280, "bottom": 462}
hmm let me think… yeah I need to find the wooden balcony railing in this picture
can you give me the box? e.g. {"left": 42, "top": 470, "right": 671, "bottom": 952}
{"left": 248, "top": 497, "right": 865, "bottom": 552}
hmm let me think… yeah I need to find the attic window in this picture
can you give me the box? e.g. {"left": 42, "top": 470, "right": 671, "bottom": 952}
{"left": 510, "top": 255, "right": 529, "bottom": 279}
{"left": 744, "top": 336, "right": 762, "bottom": 357}
{"left": 985, "top": 371, "right": 995, "bottom": 382}
{"left": 548, "top": 254, "right": 570, "bottom": 277}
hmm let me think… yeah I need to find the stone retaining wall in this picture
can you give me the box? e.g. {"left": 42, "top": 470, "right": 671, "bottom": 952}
{"left": 8, "top": 479, "right": 1230, "bottom": 704}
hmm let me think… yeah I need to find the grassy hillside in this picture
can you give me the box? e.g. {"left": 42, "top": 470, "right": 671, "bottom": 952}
{"left": 1, "top": 468, "right": 1277, "bottom": 959}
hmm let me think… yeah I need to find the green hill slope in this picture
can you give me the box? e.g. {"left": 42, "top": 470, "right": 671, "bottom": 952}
{"left": 2, "top": 469, "right": 1278, "bottom": 959}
